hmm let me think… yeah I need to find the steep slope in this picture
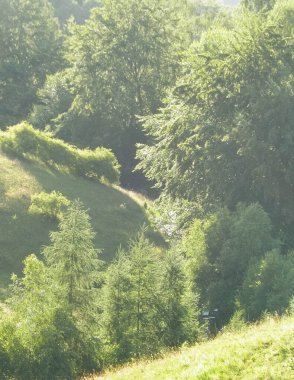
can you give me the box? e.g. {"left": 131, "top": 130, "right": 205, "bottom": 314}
{"left": 0, "top": 151, "right": 154, "bottom": 292}
{"left": 93, "top": 315, "right": 294, "bottom": 380}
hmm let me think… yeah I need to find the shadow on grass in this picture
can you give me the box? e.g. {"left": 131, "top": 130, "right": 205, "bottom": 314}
{"left": 0, "top": 157, "right": 165, "bottom": 291}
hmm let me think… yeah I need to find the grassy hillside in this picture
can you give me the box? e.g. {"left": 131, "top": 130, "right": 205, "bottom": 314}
{"left": 0, "top": 151, "right": 156, "bottom": 293}
{"left": 92, "top": 314, "right": 294, "bottom": 380}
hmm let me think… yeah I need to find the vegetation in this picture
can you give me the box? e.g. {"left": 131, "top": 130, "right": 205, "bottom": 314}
{"left": 32, "top": 0, "right": 203, "bottom": 187}
{"left": 90, "top": 313, "right": 294, "bottom": 380}
{"left": 101, "top": 231, "right": 199, "bottom": 365}
{"left": 0, "top": 123, "right": 120, "bottom": 183}
{"left": 29, "top": 191, "right": 70, "bottom": 220}
{"left": 0, "top": 0, "right": 294, "bottom": 377}
{"left": 0, "top": 150, "right": 150, "bottom": 290}
{"left": 181, "top": 203, "right": 280, "bottom": 326}
{"left": 0, "top": 0, "right": 62, "bottom": 128}
{"left": 137, "top": 0, "right": 294, "bottom": 244}
{"left": 0, "top": 203, "right": 102, "bottom": 379}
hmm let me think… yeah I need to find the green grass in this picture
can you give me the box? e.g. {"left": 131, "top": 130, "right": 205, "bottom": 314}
{"left": 91, "top": 314, "right": 294, "bottom": 380}
{"left": 0, "top": 151, "right": 159, "bottom": 293}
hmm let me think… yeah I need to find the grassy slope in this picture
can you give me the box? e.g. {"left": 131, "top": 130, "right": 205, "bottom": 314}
{"left": 93, "top": 315, "right": 294, "bottom": 380}
{"left": 0, "top": 151, "right": 155, "bottom": 292}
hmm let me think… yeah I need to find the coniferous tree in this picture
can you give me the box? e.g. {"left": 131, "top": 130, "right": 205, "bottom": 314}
{"left": 43, "top": 200, "right": 102, "bottom": 327}
{"left": 0, "top": 201, "right": 103, "bottom": 378}
{"left": 102, "top": 249, "right": 133, "bottom": 362}
{"left": 102, "top": 231, "right": 162, "bottom": 359}
{"left": 160, "top": 249, "right": 187, "bottom": 347}
{"left": 127, "top": 231, "right": 162, "bottom": 356}
{"left": 160, "top": 249, "right": 200, "bottom": 347}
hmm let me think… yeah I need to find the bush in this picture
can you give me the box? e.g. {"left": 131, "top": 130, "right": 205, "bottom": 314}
{"left": 76, "top": 147, "right": 120, "bottom": 183}
{"left": 0, "top": 122, "right": 120, "bottom": 183}
{"left": 239, "top": 250, "right": 294, "bottom": 321}
{"left": 222, "top": 310, "right": 247, "bottom": 333}
{"left": 29, "top": 191, "right": 70, "bottom": 220}
{"left": 181, "top": 203, "right": 280, "bottom": 326}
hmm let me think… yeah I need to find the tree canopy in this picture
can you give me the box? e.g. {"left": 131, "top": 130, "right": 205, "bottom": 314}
{"left": 137, "top": 1, "right": 294, "bottom": 238}
{"left": 0, "top": 0, "right": 62, "bottom": 129}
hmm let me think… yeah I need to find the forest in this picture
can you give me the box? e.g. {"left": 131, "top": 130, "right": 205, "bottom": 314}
{"left": 0, "top": 0, "right": 294, "bottom": 378}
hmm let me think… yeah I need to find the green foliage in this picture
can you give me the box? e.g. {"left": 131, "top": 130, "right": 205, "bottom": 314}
{"left": 242, "top": 0, "right": 277, "bottom": 12}
{"left": 0, "top": 122, "right": 120, "bottom": 183}
{"left": 188, "top": 0, "right": 232, "bottom": 40}
{"left": 40, "top": 0, "right": 194, "bottom": 186}
{"left": 159, "top": 249, "right": 200, "bottom": 347}
{"left": 102, "top": 231, "right": 162, "bottom": 359}
{"left": 0, "top": 0, "right": 62, "bottom": 129}
{"left": 137, "top": 2, "right": 294, "bottom": 240}
{"left": 239, "top": 250, "right": 294, "bottom": 320}
{"left": 43, "top": 201, "right": 102, "bottom": 322}
{"left": 0, "top": 202, "right": 102, "bottom": 379}
{"left": 151, "top": 195, "right": 204, "bottom": 241}
{"left": 222, "top": 310, "right": 247, "bottom": 333}
{"left": 0, "top": 254, "right": 77, "bottom": 380}
{"left": 29, "top": 70, "right": 74, "bottom": 131}
{"left": 181, "top": 203, "right": 279, "bottom": 325}
{"left": 102, "top": 232, "right": 201, "bottom": 362}
{"left": 49, "top": 0, "right": 100, "bottom": 24}
{"left": 92, "top": 314, "right": 294, "bottom": 380}
{"left": 0, "top": 150, "right": 150, "bottom": 288}
{"left": 29, "top": 191, "right": 70, "bottom": 220}
{"left": 101, "top": 249, "right": 133, "bottom": 363}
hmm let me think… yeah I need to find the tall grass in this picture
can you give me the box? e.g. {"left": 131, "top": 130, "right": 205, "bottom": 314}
{"left": 89, "top": 314, "right": 294, "bottom": 380}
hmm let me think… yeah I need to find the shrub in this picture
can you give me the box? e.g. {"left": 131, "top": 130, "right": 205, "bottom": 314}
{"left": 75, "top": 147, "right": 120, "bottom": 183}
{"left": 0, "top": 123, "right": 120, "bottom": 183}
{"left": 181, "top": 203, "right": 280, "bottom": 326}
{"left": 222, "top": 310, "right": 247, "bottom": 333}
{"left": 29, "top": 191, "right": 70, "bottom": 220}
{"left": 239, "top": 250, "right": 294, "bottom": 321}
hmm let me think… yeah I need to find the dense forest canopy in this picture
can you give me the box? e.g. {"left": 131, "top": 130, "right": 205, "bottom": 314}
{"left": 138, "top": 0, "right": 294, "bottom": 245}
{"left": 0, "top": 0, "right": 294, "bottom": 378}
{"left": 0, "top": 0, "right": 62, "bottom": 128}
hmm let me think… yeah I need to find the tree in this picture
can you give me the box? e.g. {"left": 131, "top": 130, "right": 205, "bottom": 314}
{"left": 239, "top": 249, "right": 294, "bottom": 320}
{"left": 160, "top": 249, "right": 200, "bottom": 347}
{"left": 45, "top": 0, "right": 193, "bottom": 187}
{"left": 29, "top": 70, "right": 74, "bottom": 131}
{"left": 0, "top": 0, "right": 62, "bottom": 129}
{"left": 102, "top": 231, "right": 201, "bottom": 361}
{"left": 0, "top": 201, "right": 102, "bottom": 378}
{"left": 181, "top": 203, "right": 279, "bottom": 325}
{"left": 101, "top": 249, "right": 133, "bottom": 362}
{"left": 137, "top": 2, "right": 294, "bottom": 241}
{"left": 241, "top": 0, "right": 276, "bottom": 12}
{"left": 48, "top": 0, "right": 101, "bottom": 25}
{"left": 43, "top": 200, "right": 102, "bottom": 324}
{"left": 1, "top": 255, "right": 80, "bottom": 380}
{"left": 125, "top": 231, "right": 162, "bottom": 356}
{"left": 102, "top": 231, "right": 163, "bottom": 359}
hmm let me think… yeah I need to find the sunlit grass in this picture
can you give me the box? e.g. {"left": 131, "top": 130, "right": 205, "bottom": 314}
{"left": 87, "top": 314, "right": 294, "bottom": 380}
{"left": 0, "top": 151, "right": 154, "bottom": 291}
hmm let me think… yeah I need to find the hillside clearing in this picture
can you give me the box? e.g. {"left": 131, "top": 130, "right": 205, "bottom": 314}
{"left": 0, "top": 151, "right": 158, "bottom": 293}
